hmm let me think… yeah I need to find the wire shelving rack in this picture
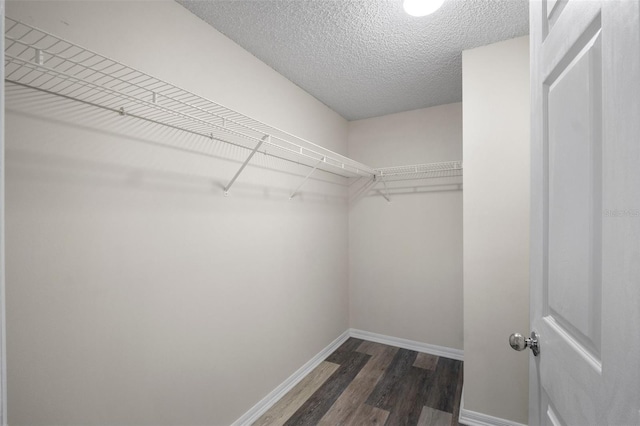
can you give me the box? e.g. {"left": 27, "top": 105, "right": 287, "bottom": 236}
{"left": 4, "top": 17, "right": 463, "bottom": 199}
{"left": 3, "top": 17, "right": 376, "bottom": 195}
{"left": 369, "top": 161, "right": 462, "bottom": 202}
{"left": 375, "top": 161, "right": 463, "bottom": 181}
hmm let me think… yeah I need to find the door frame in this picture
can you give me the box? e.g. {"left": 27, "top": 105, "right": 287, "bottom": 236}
{"left": 528, "top": 4, "right": 542, "bottom": 425}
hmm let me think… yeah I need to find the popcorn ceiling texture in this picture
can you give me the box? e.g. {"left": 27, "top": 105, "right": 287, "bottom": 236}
{"left": 177, "top": 0, "right": 529, "bottom": 121}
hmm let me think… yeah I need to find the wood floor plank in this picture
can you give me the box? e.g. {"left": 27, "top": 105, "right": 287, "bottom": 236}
{"left": 423, "top": 357, "right": 463, "bottom": 414}
{"left": 365, "top": 348, "right": 418, "bottom": 411}
{"left": 325, "top": 338, "right": 364, "bottom": 364}
{"left": 349, "top": 403, "right": 389, "bottom": 426}
{"left": 283, "top": 351, "right": 370, "bottom": 426}
{"left": 413, "top": 352, "right": 439, "bottom": 370}
{"left": 355, "top": 340, "right": 389, "bottom": 356}
{"left": 382, "top": 366, "right": 434, "bottom": 425}
{"left": 318, "top": 343, "right": 398, "bottom": 425}
{"left": 417, "top": 406, "right": 453, "bottom": 426}
{"left": 253, "top": 361, "right": 340, "bottom": 426}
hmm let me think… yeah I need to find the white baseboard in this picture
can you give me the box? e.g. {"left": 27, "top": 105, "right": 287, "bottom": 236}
{"left": 230, "top": 329, "right": 350, "bottom": 426}
{"left": 459, "top": 409, "right": 527, "bottom": 426}
{"left": 348, "top": 328, "right": 464, "bottom": 361}
{"left": 458, "top": 388, "right": 528, "bottom": 426}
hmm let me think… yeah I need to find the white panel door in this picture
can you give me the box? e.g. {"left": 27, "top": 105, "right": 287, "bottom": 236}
{"left": 530, "top": 1, "right": 640, "bottom": 425}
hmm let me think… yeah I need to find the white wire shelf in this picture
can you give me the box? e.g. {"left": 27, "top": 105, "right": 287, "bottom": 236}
{"left": 375, "top": 161, "right": 463, "bottom": 182}
{"left": 3, "top": 17, "right": 376, "bottom": 186}
{"left": 4, "top": 17, "right": 464, "bottom": 199}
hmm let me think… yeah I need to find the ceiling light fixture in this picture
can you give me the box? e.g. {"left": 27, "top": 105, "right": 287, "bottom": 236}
{"left": 403, "top": 0, "right": 445, "bottom": 17}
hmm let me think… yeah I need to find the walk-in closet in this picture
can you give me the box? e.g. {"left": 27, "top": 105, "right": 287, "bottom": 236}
{"left": 2, "top": 0, "right": 537, "bottom": 425}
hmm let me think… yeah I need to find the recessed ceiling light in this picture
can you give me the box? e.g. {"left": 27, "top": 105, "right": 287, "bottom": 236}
{"left": 403, "top": 0, "right": 445, "bottom": 17}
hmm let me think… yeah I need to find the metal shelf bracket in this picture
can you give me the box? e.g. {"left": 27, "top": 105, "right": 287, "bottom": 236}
{"left": 372, "top": 174, "right": 391, "bottom": 202}
{"left": 379, "top": 175, "right": 391, "bottom": 203}
{"left": 224, "top": 135, "right": 269, "bottom": 196}
{"left": 289, "top": 156, "right": 325, "bottom": 200}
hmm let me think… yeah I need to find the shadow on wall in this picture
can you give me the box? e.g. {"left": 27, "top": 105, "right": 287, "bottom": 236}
{"left": 5, "top": 83, "right": 349, "bottom": 204}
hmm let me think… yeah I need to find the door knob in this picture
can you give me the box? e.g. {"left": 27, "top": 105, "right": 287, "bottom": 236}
{"left": 509, "top": 331, "right": 540, "bottom": 356}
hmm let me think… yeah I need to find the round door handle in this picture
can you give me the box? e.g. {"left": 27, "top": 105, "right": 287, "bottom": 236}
{"left": 509, "top": 331, "right": 540, "bottom": 356}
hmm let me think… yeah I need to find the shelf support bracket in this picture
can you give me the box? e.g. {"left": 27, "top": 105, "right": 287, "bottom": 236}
{"left": 224, "top": 135, "right": 269, "bottom": 196}
{"left": 290, "top": 157, "right": 324, "bottom": 200}
{"left": 378, "top": 175, "right": 391, "bottom": 203}
{"left": 349, "top": 176, "right": 376, "bottom": 204}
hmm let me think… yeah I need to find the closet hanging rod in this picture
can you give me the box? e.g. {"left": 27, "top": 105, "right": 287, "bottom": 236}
{"left": 3, "top": 17, "right": 376, "bottom": 179}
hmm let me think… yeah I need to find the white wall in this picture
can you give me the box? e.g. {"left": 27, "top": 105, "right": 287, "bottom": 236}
{"left": 4, "top": 2, "right": 349, "bottom": 425}
{"left": 348, "top": 103, "right": 463, "bottom": 350}
{"left": 462, "top": 36, "right": 530, "bottom": 424}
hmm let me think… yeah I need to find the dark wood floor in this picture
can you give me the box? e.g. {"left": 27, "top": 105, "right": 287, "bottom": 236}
{"left": 254, "top": 338, "right": 464, "bottom": 426}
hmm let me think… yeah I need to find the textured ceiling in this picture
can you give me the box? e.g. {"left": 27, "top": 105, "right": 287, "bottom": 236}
{"left": 177, "top": 0, "right": 529, "bottom": 121}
